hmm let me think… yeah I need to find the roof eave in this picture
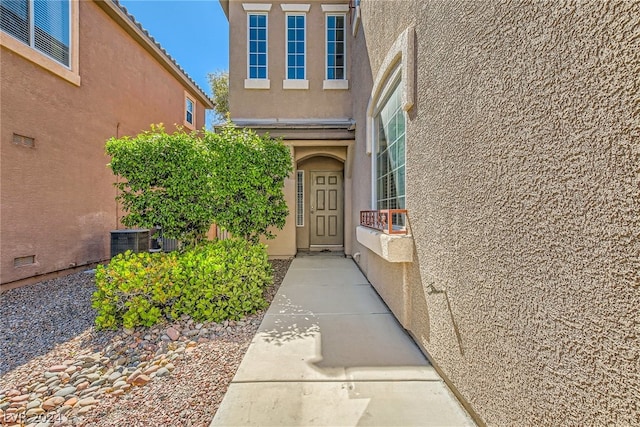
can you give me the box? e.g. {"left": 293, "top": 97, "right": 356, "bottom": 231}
{"left": 219, "top": 0, "right": 230, "bottom": 19}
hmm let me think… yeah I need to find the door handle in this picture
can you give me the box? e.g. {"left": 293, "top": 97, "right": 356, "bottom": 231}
{"left": 310, "top": 205, "right": 314, "bottom": 214}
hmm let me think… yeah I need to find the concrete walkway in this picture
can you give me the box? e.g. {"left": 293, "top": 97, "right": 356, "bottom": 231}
{"left": 211, "top": 255, "right": 475, "bottom": 426}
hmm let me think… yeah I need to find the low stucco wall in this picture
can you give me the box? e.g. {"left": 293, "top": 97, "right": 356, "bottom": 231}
{"left": 352, "top": 1, "right": 640, "bottom": 425}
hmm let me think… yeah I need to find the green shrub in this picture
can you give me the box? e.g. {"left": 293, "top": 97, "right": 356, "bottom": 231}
{"left": 92, "top": 239, "right": 272, "bottom": 329}
{"left": 105, "top": 124, "right": 292, "bottom": 246}
{"left": 106, "top": 126, "right": 217, "bottom": 246}
{"left": 205, "top": 124, "right": 293, "bottom": 243}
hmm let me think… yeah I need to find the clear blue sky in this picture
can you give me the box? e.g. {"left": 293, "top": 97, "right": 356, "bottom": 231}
{"left": 118, "top": 0, "right": 229, "bottom": 100}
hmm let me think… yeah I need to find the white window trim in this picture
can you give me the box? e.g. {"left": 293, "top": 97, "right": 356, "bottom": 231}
{"left": 371, "top": 69, "right": 403, "bottom": 210}
{"left": 366, "top": 26, "right": 415, "bottom": 155}
{"left": 283, "top": 79, "right": 309, "bottom": 90}
{"left": 296, "top": 170, "right": 304, "bottom": 227}
{"left": 323, "top": 79, "right": 349, "bottom": 90}
{"left": 283, "top": 11, "right": 308, "bottom": 87}
{"left": 243, "top": 3, "right": 272, "bottom": 12}
{"left": 184, "top": 92, "right": 196, "bottom": 129}
{"left": 281, "top": 4, "right": 311, "bottom": 12}
{"left": 323, "top": 11, "right": 348, "bottom": 90}
{"left": 321, "top": 4, "right": 349, "bottom": 13}
{"left": 245, "top": 78, "right": 271, "bottom": 89}
{"left": 245, "top": 11, "right": 270, "bottom": 88}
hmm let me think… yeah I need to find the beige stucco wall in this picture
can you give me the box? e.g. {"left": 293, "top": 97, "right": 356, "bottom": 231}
{"left": 0, "top": 1, "right": 208, "bottom": 286}
{"left": 351, "top": 0, "right": 640, "bottom": 425}
{"left": 296, "top": 155, "right": 344, "bottom": 249}
{"left": 261, "top": 143, "right": 352, "bottom": 256}
{"left": 228, "top": 0, "right": 352, "bottom": 120}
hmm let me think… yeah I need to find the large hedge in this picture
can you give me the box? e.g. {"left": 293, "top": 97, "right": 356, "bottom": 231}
{"left": 106, "top": 125, "right": 216, "bottom": 246}
{"left": 205, "top": 125, "right": 292, "bottom": 243}
{"left": 92, "top": 238, "right": 273, "bottom": 329}
{"left": 105, "top": 124, "right": 292, "bottom": 245}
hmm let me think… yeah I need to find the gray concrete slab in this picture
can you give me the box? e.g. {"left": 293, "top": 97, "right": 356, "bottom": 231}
{"left": 281, "top": 266, "right": 369, "bottom": 287}
{"left": 288, "top": 255, "right": 357, "bottom": 270}
{"left": 213, "top": 381, "right": 474, "bottom": 427}
{"left": 234, "top": 313, "right": 439, "bottom": 382}
{"left": 210, "top": 256, "right": 475, "bottom": 427}
{"left": 281, "top": 256, "right": 369, "bottom": 287}
{"left": 265, "top": 284, "right": 390, "bottom": 316}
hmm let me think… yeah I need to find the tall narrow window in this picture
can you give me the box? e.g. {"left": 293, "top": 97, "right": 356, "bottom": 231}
{"left": 281, "top": 4, "right": 309, "bottom": 89}
{"left": 286, "top": 14, "right": 305, "bottom": 80}
{"left": 248, "top": 13, "right": 267, "bottom": 79}
{"left": 243, "top": 3, "right": 270, "bottom": 89}
{"left": 296, "top": 170, "right": 304, "bottom": 227}
{"left": 375, "top": 79, "right": 405, "bottom": 213}
{"left": 322, "top": 4, "right": 349, "bottom": 90}
{"left": 326, "top": 14, "right": 345, "bottom": 80}
{"left": 1, "top": 0, "right": 70, "bottom": 67}
{"left": 184, "top": 92, "right": 196, "bottom": 129}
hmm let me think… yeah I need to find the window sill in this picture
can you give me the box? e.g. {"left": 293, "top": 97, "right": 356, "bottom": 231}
{"left": 323, "top": 79, "right": 349, "bottom": 90}
{"left": 356, "top": 226, "right": 413, "bottom": 263}
{"left": 244, "top": 79, "right": 270, "bottom": 89}
{"left": 283, "top": 79, "right": 309, "bottom": 90}
{"left": 1, "top": 32, "right": 80, "bottom": 86}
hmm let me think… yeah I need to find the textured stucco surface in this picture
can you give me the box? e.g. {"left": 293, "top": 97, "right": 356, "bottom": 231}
{"left": 0, "top": 1, "right": 207, "bottom": 285}
{"left": 351, "top": 0, "right": 640, "bottom": 425}
{"left": 228, "top": 0, "right": 352, "bottom": 120}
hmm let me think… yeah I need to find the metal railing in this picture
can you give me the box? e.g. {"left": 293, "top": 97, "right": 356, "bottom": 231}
{"left": 360, "top": 209, "right": 408, "bottom": 235}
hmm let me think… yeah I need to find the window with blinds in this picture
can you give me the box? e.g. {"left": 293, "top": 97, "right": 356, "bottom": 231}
{"left": 0, "top": 0, "right": 71, "bottom": 67}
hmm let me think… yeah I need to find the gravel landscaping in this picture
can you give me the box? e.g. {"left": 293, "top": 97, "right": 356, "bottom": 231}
{"left": 0, "top": 259, "right": 291, "bottom": 426}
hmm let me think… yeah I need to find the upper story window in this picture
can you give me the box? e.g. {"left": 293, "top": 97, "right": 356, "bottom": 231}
{"left": 374, "top": 75, "right": 405, "bottom": 212}
{"left": 326, "top": 14, "right": 345, "bottom": 80}
{"left": 322, "top": 4, "right": 349, "bottom": 90}
{"left": 285, "top": 14, "right": 305, "bottom": 80}
{"left": 281, "top": 4, "right": 309, "bottom": 89}
{"left": 243, "top": 3, "right": 271, "bottom": 89}
{"left": 248, "top": 13, "right": 267, "bottom": 79}
{"left": 1, "top": 0, "right": 70, "bottom": 67}
{"left": 184, "top": 94, "right": 195, "bottom": 128}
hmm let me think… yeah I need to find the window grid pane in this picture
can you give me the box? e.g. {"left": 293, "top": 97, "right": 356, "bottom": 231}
{"left": 375, "top": 83, "right": 406, "bottom": 217}
{"left": 286, "top": 14, "right": 305, "bottom": 80}
{"left": 248, "top": 13, "right": 267, "bottom": 79}
{"left": 186, "top": 98, "right": 194, "bottom": 124}
{"left": 296, "top": 171, "right": 304, "bottom": 226}
{"left": 326, "top": 14, "right": 345, "bottom": 80}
